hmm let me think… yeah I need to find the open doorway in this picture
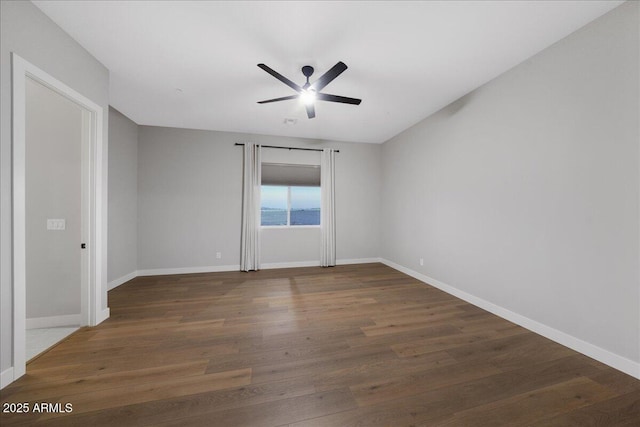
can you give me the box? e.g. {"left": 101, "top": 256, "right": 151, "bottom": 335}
{"left": 24, "top": 77, "right": 85, "bottom": 360}
{"left": 11, "top": 53, "right": 107, "bottom": 382}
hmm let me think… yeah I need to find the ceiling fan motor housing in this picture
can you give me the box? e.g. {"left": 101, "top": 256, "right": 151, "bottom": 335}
{"left": 301, "top": 66, "right": 314, "bottom": 78}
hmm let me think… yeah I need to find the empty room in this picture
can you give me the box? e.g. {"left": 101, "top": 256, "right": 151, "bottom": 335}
{"left": 1, "top": 0, "right": 639, "bottom": 425}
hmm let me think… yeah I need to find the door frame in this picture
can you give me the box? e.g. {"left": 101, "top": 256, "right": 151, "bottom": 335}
{"left": 11, "top": 53, "right": 107, "bottom": 380}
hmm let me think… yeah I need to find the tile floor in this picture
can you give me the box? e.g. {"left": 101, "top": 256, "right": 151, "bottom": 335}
{"left": 26, "top": 327, "right": 79, "bottom": 361}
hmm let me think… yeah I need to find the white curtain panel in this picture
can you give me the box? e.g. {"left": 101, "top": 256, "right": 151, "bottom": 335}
{"left": 321, "top": 148, "right": 336, "bottom": 267}
{"left": 240, "top": 143, "right": 261, "bottom": 271}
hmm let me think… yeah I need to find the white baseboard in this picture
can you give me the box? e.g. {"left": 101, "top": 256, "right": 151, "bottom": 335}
{"left": 137, "top": 258, "right": 382, "bottom": 276}
{"left": 95, "top": 308, "right": 110, "bottom": 325}
{"left": 337, "top": 257, "right": 382, "bottom": 265}
{"left": 108, "top": 270, "right": 137, "bottom": 290}
{"left": 137, "top": 265, "right": 240, "bottom": 276}
{"left": 379, "top": 258, "right": 640, "bottom": 379}
{"left": 262, "top": 258, "right": 382, "bottom": 269}
{"left": 261, "top": 260, "right": 319, "bottom": 269}
{"left": 26, "top": 314, "right": 81, "bottom": 329}
{"left": 1, "top": 367, "right": 14, "bottom": 389}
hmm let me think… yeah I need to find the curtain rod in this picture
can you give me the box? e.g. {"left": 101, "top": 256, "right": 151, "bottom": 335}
{"left": 234, "top": 143, "right": 339, "bottom": 153}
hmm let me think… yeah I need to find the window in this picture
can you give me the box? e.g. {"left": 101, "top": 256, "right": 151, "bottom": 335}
{"left": 261, "top": 163, "right": 321, "bottom": 227}
{"left": 261, "top": 186, "right": 320, "bottom": 226}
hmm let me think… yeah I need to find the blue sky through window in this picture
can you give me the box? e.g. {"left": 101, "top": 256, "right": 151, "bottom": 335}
{"left": 291, "top": 187, "right": 320, "bottom": 209}
{"left": 261, "top": 186, "right": 287, "bottom": 209}
{"left": 261, "top": 186, "right": 320, "bottom": 209}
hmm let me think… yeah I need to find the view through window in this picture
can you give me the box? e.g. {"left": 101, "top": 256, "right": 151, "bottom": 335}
{"left": 261, "top": 185, "right": 321, "bottom": 226}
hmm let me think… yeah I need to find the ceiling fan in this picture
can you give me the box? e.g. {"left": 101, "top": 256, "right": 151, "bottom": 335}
{"left": 257, "top": 61, "right": 362, "bottom": 119}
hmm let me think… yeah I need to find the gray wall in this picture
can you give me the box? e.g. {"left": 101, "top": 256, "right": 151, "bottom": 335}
{"left": 137, "top": 126, "right": 381, "bottom": 270}
{"left": 0, "top": 1, "right": 109, "bottom": 373}
{"left": 26, "top": 78, "right": 82, "bottom": 319}
{"left": 381, "top": 1, "right": 639, "bottom": 364}
{"left": 108, "top": 107, "right": 138, "bottom": 284}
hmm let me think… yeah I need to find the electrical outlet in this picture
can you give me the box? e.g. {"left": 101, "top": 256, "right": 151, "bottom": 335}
{"left": 419, "top": 258, "right": 424, "bottom": 266}
{"left": 216, "top": 252, "right": 222, "bottom": 259}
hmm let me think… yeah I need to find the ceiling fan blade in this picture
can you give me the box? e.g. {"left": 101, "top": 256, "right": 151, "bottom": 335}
{"left": 311, "top": 61, "right": 348, "bottom": 92}
{"left": 316, "top": 93, "right": 362, "bottom": 105}
{"left": 257, "top": 95, "right": 300, "bottom": 104}
{"left": 305, "top": 103, "right": 316, "bottom": 119}
{"left": 258, "top": 64, "right": 302, "bottom": 93}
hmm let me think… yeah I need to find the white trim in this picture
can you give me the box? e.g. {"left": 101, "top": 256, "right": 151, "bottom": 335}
{"left": 260, "top": 258, "right": 382, "bottom": 269}
{"left": 336, "top": 258, "right": 382, "bottom": 265}
{"left": 137, "top": 265, "right": 240, "bottom": 276}
{"left": 261, "top": 225, "right": 321, "bottom": 229}
{"left": 108, "top": 271, "right": 137, "bottom": 290}
{"left": 287, "top": 186, "right": 291, "bottom": 225}
{"left": 11, "top": 53, "right": 27, "bottom": 383}
{"left": 261, "top": 261, "right": 319, "bottom": 269}
{"left": 1, "top": 368, "right": 14, "bottom": 389}
{"left": 26, "top": 314, "right": 81, "bottom": 329}
{"left": 80, "top": 109, "right": 91, "bottom": 326}
{"left": 95, "top": 308, "right": 110, "bottom": 325}
{"left": 11, "top": 53, "right": 107, "bottom": 387}
{"left": 380, "top": 258, "right": 640, "bottom": 379}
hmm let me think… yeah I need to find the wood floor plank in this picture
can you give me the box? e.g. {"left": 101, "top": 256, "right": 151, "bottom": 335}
{"left": 434, "top": 377, "right": 616, "bottom": 426}
{"left": 204, "top": 341, "right": 351, "bottom": 375}
{"left": 345, "top": 322, "right": 463, "bottom": 348}
{"left": 391, "top": 327, "right": 526, "bottom": 357}
{"left": 291, "top": 355, "right": 608, "bottom": 427}
{"left": 586, "top": 366, "right": 640, "bottom": 395}
{"left": 1, "top": 360, "right": 208, "bottom": 403}
{"left": 349, "top": 359, "right": 502, "bottom": 407}
{"left": 360, "top": 309, "right": 467, "bottom": 336}
{"left": 37, "top": 368, "right": 252, "bottom": 421}
{"left": 312, "top": 350, "right": 457, "bottom": 392}
{"left": 29, "top": 376, "right": 317, "bottom": 427}
{"left": 251, "top": 344, "right": 399, "bottom": 385}
{"left": 446, "top": 332, "right": 577, "bottom": 371}
{"left": 1, "top": 263, "right": 637, "bottom": 426}
{"left": 529, "top": 390, "right": 640, "bottom": 427}
{"left": 155, "top": 388, "right": 357, "bottom": 427}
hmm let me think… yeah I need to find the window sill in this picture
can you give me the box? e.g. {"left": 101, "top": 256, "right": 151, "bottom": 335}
{"left": 261, "top": 225, "right": 321, "bottom": 229}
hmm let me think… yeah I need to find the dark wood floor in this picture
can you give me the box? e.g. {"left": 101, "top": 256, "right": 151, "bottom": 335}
{"left": 1, "top": 263, "right": 639, "bottom": 426}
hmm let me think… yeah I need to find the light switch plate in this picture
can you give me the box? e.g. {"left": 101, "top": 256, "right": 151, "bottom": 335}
{"left": 47, "top": 219, "right": 66, "bottom": 230}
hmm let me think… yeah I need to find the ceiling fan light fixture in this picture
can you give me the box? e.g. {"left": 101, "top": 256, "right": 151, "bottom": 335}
{"left": 257, "top": 62, "right": 361, "bottom": 118}
{"left": 300, "top": 89, "right": 316, "bottom": 105}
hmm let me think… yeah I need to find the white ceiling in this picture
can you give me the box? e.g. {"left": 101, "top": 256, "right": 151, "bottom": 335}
{"left": 33, "top": 1, "right": 623, "bottom": 144}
